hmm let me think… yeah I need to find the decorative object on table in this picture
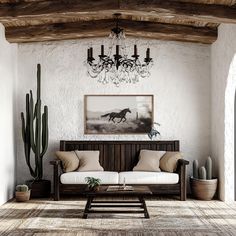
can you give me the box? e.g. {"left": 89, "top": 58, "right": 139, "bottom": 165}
{"left": 21, "top": 64, "right": 51, "bottom": 198}
{"left": 84, "top": 95, "right": 153, "bottom": 134}
{"left": 86, "top": 13, "right": 153, "bottom": 86}
{"left": 15, "top": 184, "right": 31, "bottom": 202}
{"left": 85, "top": 177, "right": 101, "bottom": 191}
{"left": 190, "top": 156, "right": 218, "bottom": 200}
{"left": 148, "top": 122, "right": 161, "bottom": 140}
{"left": 106, "top": 185, "right": 134, "bottom": 191}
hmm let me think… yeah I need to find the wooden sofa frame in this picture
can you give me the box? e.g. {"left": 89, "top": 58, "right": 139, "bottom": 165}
{"left": 50, "top": 140, "right": 189, "bottom": 201}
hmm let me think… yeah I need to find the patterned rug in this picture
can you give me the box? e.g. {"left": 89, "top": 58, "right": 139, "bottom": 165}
{"left": 0, "top": 197, "right": 236, "bottom": 236}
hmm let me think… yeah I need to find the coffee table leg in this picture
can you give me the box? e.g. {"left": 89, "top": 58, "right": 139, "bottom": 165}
{"left": 83, "top": 196, "right": 93, "bottom": 219}
{"left": 139, "top": 197, "right": 150, "bottom": 219}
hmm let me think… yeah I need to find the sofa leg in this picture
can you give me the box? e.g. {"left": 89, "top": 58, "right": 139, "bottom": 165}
{"left": 54, "top": 187, "right": 60, "bottom": 201}
{"left": 53, "top": 164, "right": 60, "bottom": 201}
{"left": 180, "top": 186, "right": 186, "bottom": 201}
{"left": 180, "top": 164, "right": 187, "bottom": 201}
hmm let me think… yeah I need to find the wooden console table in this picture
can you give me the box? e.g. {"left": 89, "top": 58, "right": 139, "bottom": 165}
{"left": 82, "top": 186, "right": 152, "bottom": 219}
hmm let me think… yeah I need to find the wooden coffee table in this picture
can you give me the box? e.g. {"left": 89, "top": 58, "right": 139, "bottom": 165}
{"left": 82, "top": 185, "right": 152, "bottom": 219}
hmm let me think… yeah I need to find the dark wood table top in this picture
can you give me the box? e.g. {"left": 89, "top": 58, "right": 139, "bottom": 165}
{"left": 85, "top": 185, "right": 152, "bottom": 196}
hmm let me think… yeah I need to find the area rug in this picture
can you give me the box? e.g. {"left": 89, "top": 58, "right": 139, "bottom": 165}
{"left": 0, "top": 198, "right": 236, "bottom": 236}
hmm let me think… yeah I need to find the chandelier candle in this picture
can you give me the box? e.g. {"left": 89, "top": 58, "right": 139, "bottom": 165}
{"left": 101, "top": 45, "right": 104, "bottom": 57}
{"left": 146, "top": 48, "right": 150, "bottom": 59}
{"left": 134, "top": 45, "right": 137, "bottom": 57}
{"left": 116, "top": 45, "right": 119, "bottom": 55}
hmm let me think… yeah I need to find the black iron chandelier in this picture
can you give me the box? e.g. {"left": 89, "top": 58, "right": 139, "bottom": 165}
{"left": 86, "top": 13, "right": 153, "bottom": 86}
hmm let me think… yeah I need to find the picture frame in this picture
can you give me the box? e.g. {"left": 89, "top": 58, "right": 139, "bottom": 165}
{"left": 84, "top": 95, "right": 154, "bottom": 134}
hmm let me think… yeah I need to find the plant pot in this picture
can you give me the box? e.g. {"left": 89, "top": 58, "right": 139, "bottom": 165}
{"left": 26, "top": 179, "right": 51, "bottom": 198}
{"left": 15, "top": 190, "right": 31, "bottom": 202}
{"left": 89, "top": 186, "right": 100, "bottom": 191}
{"left": 190, "top": 177, "right": 218, "bottom": 200}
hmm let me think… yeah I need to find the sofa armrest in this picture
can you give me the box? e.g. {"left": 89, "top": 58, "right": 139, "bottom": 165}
{"left": 50, "top": 159, "right": 62, "bottom": 166}
{"left": 177, "top": 159, "right": 189, "bottom": 201}
{"left": 178, "top": 159, "right": 189, "bottom": 166}
{"left": 50, "top": 159, "right": 61, "bottom": 201}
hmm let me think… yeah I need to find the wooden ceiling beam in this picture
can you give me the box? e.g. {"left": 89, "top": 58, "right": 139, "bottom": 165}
{"left": 0, "top": 0, "right": 235, "bottom": 24}
{"left": 5, "top": 19, "right": 217, "bottom": 44}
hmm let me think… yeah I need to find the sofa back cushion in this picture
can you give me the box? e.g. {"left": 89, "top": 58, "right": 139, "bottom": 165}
{"left": 160, "top": 152, "right": 183, "bottom": 172}
{"left": 75, "top": 150, "right": 104, "bottom": 171}
{"left": 133, "top": 150, "right": 166, "bottom": 172}
{"left": 55, "top": 151, "right": 79, "bottom": 172}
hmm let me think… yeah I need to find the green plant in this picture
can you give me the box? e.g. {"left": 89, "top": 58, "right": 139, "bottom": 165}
{"left": 16, "top": 184, "right": 29, "bottom": 192}
{"left": 192, "top": 156, "right": 213, "bottom": 180}
{"left": 21, "top": 64, "right": 49, "bottom": 180}
{"left": 85, "top": 177, "right": 101, "bottom": 189}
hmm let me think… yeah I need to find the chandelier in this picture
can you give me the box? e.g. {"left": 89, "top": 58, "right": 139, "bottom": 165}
{"left": 85, "top": 13, "right": 153, "bottom": 86}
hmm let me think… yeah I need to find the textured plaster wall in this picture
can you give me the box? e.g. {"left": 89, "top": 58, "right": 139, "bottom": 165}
{"left": 0, "top": 24, "right": 17, "bottom": 205}
{"left": 211, "top": 24, "right": 236, "bottom": 201}
{"left": 16, "top": 38, "right": 211, "bottom": 186}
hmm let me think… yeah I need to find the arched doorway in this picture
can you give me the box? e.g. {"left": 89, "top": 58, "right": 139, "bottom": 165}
{"left": 235, "top": 91, "right": 236, "bottom": 200}
{"left": 224, "top": 54, "right": 236, "bottom": 201}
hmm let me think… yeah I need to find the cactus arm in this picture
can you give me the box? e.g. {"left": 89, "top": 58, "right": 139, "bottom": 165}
{"left": 41, "top": 106, "right": 48, "bottom": 158}
{"left": 33, "top": 102, "right": 37, "bottom": 119}
{"left": 37, "top": 64, "right": 41, "bottom": 100}
{"left": 193, "top": 160, "right": 199, "bottom": 179}
{"left": 205, "top": 156, "right": 212, "bottom": 180}
{"left": 35, "top": 99, "right": 42, "bottom": 180}
{"left": 22, "top": 94, "right": 33, "bottom": 175}
{"left": 29, "top": 90, "right": 36, "bottom": 152}
{"left": 21, "top": 112, "right": 26, "bottom": 143}
{"left": 199, "top": 166, "right": 207, "bottom": 180}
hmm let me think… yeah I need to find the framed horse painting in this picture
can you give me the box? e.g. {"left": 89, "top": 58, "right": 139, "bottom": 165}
{"left": 84, "top": 95, "right": 153, "bottom": 134}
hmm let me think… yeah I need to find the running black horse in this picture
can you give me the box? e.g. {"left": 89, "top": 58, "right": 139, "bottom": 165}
{"left": 101, "top": 108, "right": 131, "bottom": 123}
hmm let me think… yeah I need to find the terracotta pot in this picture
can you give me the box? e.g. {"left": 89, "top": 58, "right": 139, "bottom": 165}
{"left": 190, "top": 177, "right": 218, "bottom": 200}
{"left": 15, "top": 190, "right": 31, "bottom": 202}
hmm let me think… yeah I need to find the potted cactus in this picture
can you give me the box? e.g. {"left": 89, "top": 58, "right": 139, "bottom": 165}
{"left": 15, "top": 184, "right": 31, "bottom": 202}
{"left": 190, "top": 156, "right": 218, "bottom": 200}
{"left": 21, "top": 64, "right": 50, "bottom": 198}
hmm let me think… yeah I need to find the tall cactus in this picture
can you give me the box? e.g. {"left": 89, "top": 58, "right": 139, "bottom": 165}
{"left": 21, "top": 64, "right": 48, "bottom": 180}
{"left": 205, "top": 156, "right": 212, "bottom": 180}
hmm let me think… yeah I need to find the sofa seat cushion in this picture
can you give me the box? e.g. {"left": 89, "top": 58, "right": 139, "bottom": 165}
{"left": 60, "top": 171, "right": 119, "bottom": 184}
{"left": 119, "top": 171, "right": 179, "bottom": 184}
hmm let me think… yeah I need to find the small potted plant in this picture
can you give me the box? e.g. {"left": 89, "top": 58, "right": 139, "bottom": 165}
{"left": 190, "top": 156, "right": 218, "bottom": 200}
{"left": 85, "top": 177, "right": 101, "bottom": 191}
{"left": 15, "top": 184, "right": 31, "bottom": 202}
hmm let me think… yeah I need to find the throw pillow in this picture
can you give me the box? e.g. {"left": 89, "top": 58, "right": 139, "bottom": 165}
{"left": 160, "top": 152, "right": 183, "bottom": 172}
{"left": 133, "top": 150, "right": 166, "bottom": 172}
{"left": 75, "top": 150, "right": 104, "bottom": 171}
{"left": 55, "top": 151, "right": 79, "bottom": 173}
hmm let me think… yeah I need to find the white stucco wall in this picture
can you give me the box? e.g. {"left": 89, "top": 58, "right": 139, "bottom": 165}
{"left": 211, "top": 24, "right": 236, "bottom": 201}
{"left": 0, "top": 24, "right": 17, "bottom": 205}
{"left": 16, "top": 38, "right": 211, "bottom": 186}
